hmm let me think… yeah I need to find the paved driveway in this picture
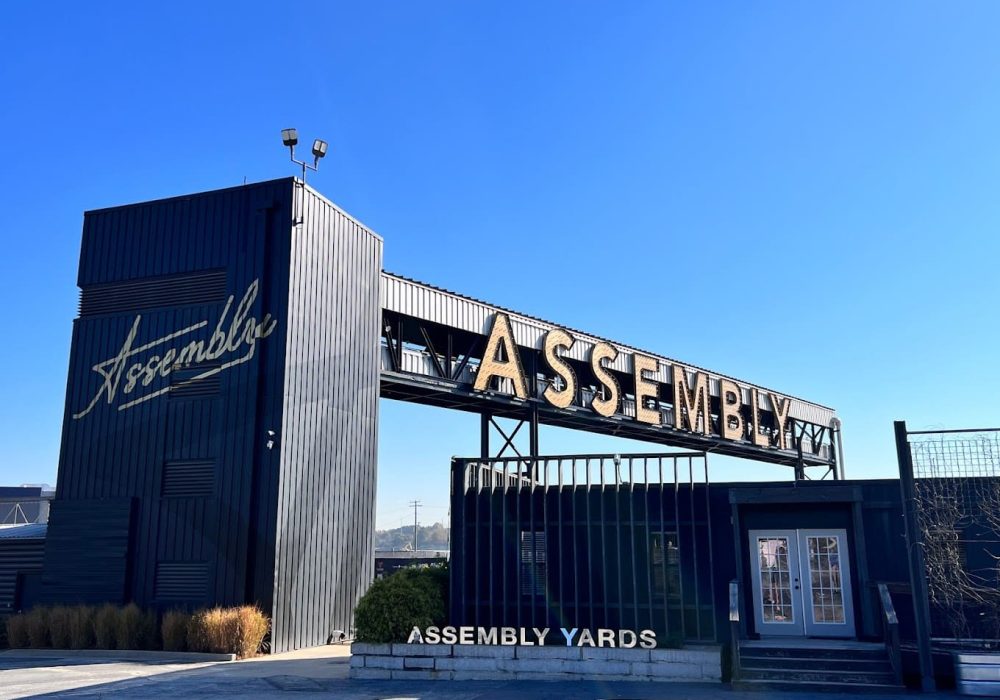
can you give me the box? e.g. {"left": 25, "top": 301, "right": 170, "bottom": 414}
{"left": 0, "top": 646, "right": 948, "bottom": 699}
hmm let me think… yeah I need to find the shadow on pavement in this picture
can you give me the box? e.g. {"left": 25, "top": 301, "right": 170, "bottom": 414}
{"left": 9, "top": 653, "right": 938, "bottom": 700}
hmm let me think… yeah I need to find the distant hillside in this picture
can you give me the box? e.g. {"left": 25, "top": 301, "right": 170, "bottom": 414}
{"left": 376, "top": 522, "right": 449, "bottom": 551}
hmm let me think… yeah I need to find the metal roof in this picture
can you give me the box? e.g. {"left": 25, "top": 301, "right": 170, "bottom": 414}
{"left": 0, "top": 523, "right": 47, "bottom": 540}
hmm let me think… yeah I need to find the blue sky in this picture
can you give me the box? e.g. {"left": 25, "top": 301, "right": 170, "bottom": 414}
{"left": 2, "top": 2, "right": 999, "bottom": 529}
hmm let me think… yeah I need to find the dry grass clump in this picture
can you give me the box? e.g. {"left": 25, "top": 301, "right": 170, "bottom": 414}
{"left": 232, "top": 606, "right": 269, "bottom": 659}
{"left": 5, "top": 603, "right": 268, "bottom": 657}
{"left": 68, "top": 606, "right": 96, "bottom": 649}
{"left": 6, "top": 614, "right": 29, "bottom": 648}
{"left": 116, "top": 603, "right": 156, "bottom": 650}
{"left": 93, "top": 603, "right": 118, "bottom": 649}
{"left": 187, "top": 606, "right": 269, "bottom": 658}
{"left": 47, "top": 606, "right": 73, "bottom": 648}
{"left": 25, "top": 607, "right": 49, "bottom": 648}
{"left": 161, "top": 610, "right": 190, "bottom": 652}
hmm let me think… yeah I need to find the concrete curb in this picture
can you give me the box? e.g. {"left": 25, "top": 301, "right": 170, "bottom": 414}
{"left": 0, "top": 648, "right": 236, "bottom": 663}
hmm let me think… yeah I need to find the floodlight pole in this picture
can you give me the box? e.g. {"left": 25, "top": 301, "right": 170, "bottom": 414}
{"left": 288, "top": 148, "right": 319, "bottom": 183}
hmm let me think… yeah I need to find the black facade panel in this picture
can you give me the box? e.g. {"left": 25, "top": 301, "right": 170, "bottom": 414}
{"left": 269, "top": 186, "right": 382, "bottom": 652}
{"left": 450, "top": 456, "right": 716, "bottom": 646}
{"left": 40, "top": 499, "right": 134, "bottom": 604}
{"left": 49, "top": 180, "right": 297, "bottom": 618}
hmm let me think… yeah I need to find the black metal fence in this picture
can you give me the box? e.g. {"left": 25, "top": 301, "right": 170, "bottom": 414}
{"left": 905, "top": 428, "right": 1000, "bottom": 641}
{"left": 449, "top": 452, "right": 716, "bottom": 646}
{"left": 895, "top": 422, "right": 1000, "bottom": 691}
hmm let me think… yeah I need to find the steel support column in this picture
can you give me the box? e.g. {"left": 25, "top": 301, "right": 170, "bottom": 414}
{"left": 895, "top": 420, "right": 935, "bottom": 692}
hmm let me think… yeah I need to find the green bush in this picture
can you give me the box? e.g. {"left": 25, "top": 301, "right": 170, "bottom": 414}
{"left": 48, "top": 606, "right": 73, "bottom": 648}
{"left": 25, "top": 607, "right": 49, "bottom": 648}
{"left": 6, "top": 614, "right": 29, "bottom": 648}
{"left": 161, "top": 610, "right": 190, "bottom": 652}
{"left": 94, "top": 604, "right": 118, "bottom": 649}
{"left": 69, "top": 606, "right": 96, "bottom": 649}
{"left": 354, "top": 564, "right": 448, "bottom": 643}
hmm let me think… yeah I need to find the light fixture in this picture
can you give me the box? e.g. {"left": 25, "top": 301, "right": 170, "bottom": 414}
{"left": 280, "top": 128, "right": 329, "bottom": 183}
{"left": 311, "top": 139, "right": 328, "bottom": 165}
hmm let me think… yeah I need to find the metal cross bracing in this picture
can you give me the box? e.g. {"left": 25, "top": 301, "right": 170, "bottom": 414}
{"left": 449, "top": 452, "right": 717, "bottom": 646}
{"left": 380, "top": 309, "right": 840, "bottom": 479}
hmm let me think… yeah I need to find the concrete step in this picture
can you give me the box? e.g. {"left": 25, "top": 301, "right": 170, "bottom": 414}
{"left": 739, "top": 645, "right": 887, "bottom": 661}
{"left": 732, "top": 678, "right": 906, "bottom": 693}
{"left": 738, "top": 655, "right": 894, "bottom": 673}
{"left": 735, "top": 641, "right": 902, "bottom": 692}
{"left": 738, "top": 666, "right": 898, "bottom": 685}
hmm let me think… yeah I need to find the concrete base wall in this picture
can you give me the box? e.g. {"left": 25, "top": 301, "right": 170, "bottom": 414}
{"left": 349, "top": 643, "right": 721, "bottom": 682}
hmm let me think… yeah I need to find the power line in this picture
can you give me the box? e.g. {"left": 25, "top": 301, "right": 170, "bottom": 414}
{"left": 409, "top": 500, "right": 422, "bottom": 551}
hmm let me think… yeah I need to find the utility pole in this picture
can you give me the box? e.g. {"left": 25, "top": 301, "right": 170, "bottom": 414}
{"left": 409, "top": 500, "right": 422, "bottom": 551}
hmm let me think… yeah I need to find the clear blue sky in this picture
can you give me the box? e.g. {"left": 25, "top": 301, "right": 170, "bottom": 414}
{"left": 2, "top": 2, "right": 999, "bottom": 530}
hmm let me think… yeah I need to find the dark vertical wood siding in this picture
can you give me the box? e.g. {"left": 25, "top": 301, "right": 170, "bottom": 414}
{"left": 270, "top": 184, "right": 382, "bottom": 652}
{"left": 48, "top": 179, "right": 295, "bottom": 614}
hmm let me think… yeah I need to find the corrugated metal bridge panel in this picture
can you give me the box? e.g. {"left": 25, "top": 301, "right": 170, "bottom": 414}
{"left": 270, "top": 184, "right": 382, "bottom": 653}
{"left": 380, "top": 272, "right": 835, "bottom": 427}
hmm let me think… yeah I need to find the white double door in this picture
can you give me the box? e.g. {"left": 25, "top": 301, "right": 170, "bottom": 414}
{"left": 749, "top": 529, "right": 855, "bottom": 638}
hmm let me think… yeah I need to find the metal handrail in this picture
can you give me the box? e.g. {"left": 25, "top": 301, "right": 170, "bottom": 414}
{"left": 878, "top": 583, "right": 903, "bottom": 685}
{"left": 729, "top": 580, "right": 741, "bottom": 681}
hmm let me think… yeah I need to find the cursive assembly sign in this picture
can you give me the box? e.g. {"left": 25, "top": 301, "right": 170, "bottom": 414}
{"left": 73, "top": 279, "right": 277, "bottom": 419}
{"left": 407, "top": 626, "right": 656, "bottom": 648}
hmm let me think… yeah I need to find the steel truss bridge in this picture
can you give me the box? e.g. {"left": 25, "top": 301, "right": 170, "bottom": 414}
{"left": 377, "top": 272, "right": 841, "bottom": 480}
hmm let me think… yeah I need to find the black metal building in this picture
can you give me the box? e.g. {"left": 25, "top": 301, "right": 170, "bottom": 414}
{"left": 40, "top": 179, "right": 381, "bottom": 652}
{"left": 449, "top": 454, "right": 914, "bottom": 646}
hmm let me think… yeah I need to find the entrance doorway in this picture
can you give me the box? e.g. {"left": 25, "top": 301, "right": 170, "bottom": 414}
{"left": 748, "top": 529, "right": 855, "bottom": 638}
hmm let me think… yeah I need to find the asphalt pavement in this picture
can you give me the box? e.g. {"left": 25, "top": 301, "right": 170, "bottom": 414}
{"left": 0, "top": 645, "right": 950, "bottom": 699}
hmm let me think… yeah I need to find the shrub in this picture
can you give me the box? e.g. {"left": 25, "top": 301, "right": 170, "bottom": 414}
{"left": 231, "top": 606, "right": 269, "bottom": 659}
{"left": 354, "top": 564, "right": 448, "bottom": 643}
{"left": 25, "top": 607, "right": 49, "bottom": 648}
{"left": 69, "top": 606, "right": 96, "bottom": 649}
{"left": 161, "top": 610, "right": 190, "bottom": 652}
{"left": 188, "top": 607, "right": 228, "bottom": 653}
{"left": 94, "top": 604, "right": 118, "bottom": 649}
{"left": 48, "top": 606, "right": 73, "bottom": 649}
{"left": 186, "top": 607, "right": 269, "bottom": 658}
{"left": 117, "top": 603, "right": 156, "bottom": 650}
{"left": 6, "top": 614, "right": 29, "bottom": 648}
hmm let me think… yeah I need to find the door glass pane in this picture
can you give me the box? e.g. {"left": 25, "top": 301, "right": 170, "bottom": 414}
{"left": 807, "top": 535, "right": 845, "bottom": 624}
{"left": 757, "top": 537, "right": 794, "bottom": 623}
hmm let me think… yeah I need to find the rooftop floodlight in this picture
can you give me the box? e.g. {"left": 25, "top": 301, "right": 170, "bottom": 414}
{"left": 311, "top": 139, "right": 328, "bottom": 165}
{"left": 280, "top": 129, "right": 329, "bottom": 183}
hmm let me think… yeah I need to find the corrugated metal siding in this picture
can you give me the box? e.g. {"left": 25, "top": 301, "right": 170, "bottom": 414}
{"left": 380, "top": 273, "right": 835, "bottom": 426}
{"left": 50, "top": 179, "right": 296, "bottom": 615}
{"left": 0, "top": 537, "right": 45, "bottom": 615}
{"left": 270, "top": 183, "right": 382, "bottom": 653}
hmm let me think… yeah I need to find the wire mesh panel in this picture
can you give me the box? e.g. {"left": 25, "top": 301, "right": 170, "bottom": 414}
{"left": 450, "top": 452, "right": 716, "bottom": 646}
{"left": 907, "top": 429, "right": 1000, "bottom": 642}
